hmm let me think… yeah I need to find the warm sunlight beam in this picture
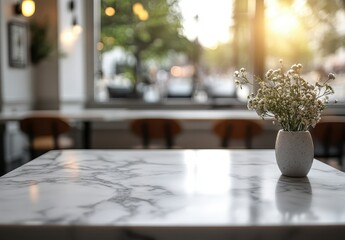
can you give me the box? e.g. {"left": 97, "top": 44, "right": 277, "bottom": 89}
{"left": 180, "top": 0, "right": 233, "bottom": 49}
{"left": 266, "top": 6, "right": 300, "bottom": 36}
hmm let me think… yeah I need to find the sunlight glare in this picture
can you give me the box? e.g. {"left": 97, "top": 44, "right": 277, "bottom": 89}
{"left": 180, "top": 0, "right": 233, "bottom": 49}
{"left": 63, "top": 152, "right": 80, "bottom": 178}
{"left": 183, "top": 150, "right": 232, "bottom": 194}
{"left": 266, "top": 5, "right": 299, "bottom": 36}
{"left": 29, "top": 181, "right": 39, "bottom": 203}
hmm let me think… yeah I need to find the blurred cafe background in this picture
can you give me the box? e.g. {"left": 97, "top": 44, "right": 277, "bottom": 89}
{"left": 1, "top": 0, "right": 345, "bottom": 173}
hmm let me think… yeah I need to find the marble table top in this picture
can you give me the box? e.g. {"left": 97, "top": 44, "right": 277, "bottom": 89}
{"left": 1, "top": 149, "right": 345, "bottom": 240}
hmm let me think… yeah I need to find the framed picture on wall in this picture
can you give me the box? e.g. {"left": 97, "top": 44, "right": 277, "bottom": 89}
{"left": 8, "top": 21, "right": 27, "bottom": 68}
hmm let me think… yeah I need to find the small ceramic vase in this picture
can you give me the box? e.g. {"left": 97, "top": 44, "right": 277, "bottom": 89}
{"left": 275, "top": 130, "right": 314, "bottom": 177}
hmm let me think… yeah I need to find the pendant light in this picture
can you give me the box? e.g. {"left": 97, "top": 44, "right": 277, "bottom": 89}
{"left": 22, "top": 0, "right": 35, "bottom": 17}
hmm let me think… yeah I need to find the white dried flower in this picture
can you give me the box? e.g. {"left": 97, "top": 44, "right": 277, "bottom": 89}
{"left": 233, "top": 61, "right": 336, "bottom": 131}
{"left": 328, "top": 73, "right": 335, "bottom": 80}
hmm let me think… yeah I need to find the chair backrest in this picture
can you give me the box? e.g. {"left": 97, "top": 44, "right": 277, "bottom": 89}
{"left": 130, "top": 118, "right": 182, "bottom": 148}
{"left": 213, "top": 119, "right": 263, "bottom": 148}
{"left": 311, "top": 121, "right": 345, "bottom": 160}
{"left": 19, "top": 115, "right": 71, "bottom": 150}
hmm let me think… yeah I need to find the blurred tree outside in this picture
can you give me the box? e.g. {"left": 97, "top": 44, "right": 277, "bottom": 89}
{"left": 202, "top": 42, "right": 234, "bottom": 74}
{"left": 226, "top": 0, "right": 345, "bottom": 72}
{"left": 198, "top": 0, "right": 249, "bottom": 75}
{"left": 100, "top": 0, "right": 194, "bottom": 95}
{"left": 264, "top": 0, "right": 345, "bottom": 71}
{"left": 305, "top": 0, "right": 345, "bottom": 55}
{"left": 96, "top": 0, "right": 345, "bottom": 103}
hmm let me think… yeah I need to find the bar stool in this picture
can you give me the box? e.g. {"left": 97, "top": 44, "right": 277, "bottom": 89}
{"left": 213, "top": 119, "right": 263, "bottom": 148}
{"left": 311, "top": 121, "right": 345, "bottom": 166}
{"left": 130, "top": 118, "right": 182, "bottom": 149}
{"left": 19, "top": 115, "right": 74, "bottom": 159}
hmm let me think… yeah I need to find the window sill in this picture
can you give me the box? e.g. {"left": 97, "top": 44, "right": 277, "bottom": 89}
{"left": 87, "top": 97, "right": 248, "bottom": 110}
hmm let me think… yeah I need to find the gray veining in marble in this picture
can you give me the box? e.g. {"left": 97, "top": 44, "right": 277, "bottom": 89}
{"left": 1, "top": 149, "right": 345, "bottom": 240}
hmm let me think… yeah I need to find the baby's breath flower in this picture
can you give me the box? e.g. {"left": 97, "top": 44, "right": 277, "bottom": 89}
{"left": 328, "top": 73, "right": 336, "bottom": 80}
{"left": 287, "top": 69, "right": 294, "bottom": 75}
{"left": 266, "top": 69, "right": 273, "bottom": 78}
{"left": 292, "top": 64, "right": 298, "bottom": 71}
{"left": 233, "top": 61, "right": 336, "bottom": 131}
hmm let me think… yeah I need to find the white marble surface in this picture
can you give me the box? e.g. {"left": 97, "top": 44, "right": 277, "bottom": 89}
{"left": 1, "top": 149, "right": 345, "bottom": 240}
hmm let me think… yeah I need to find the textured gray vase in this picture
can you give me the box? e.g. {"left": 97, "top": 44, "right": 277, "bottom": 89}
{"left": 275, "top": 130, "right": 314, "bottom": 177}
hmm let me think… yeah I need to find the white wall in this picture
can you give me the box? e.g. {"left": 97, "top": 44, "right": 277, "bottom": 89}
{"left": 0, "top": 0, "right": 87, "bottom": 111}
{"left": 58, "top": 0, "right": 86, "bottom": 110}
{"left": 0, "top": 0, "right": 35, "bottom": 163}
{"left": 0, "top": 0, "right": 33, "bottom": 112}
{"left": 0, "top": 0, "right": 88, "bottom": 165}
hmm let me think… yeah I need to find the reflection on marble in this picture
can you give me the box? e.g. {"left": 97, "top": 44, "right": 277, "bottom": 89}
{"left": 275, "top": 176, "right": 313, "bottom": 222}
{"left": 1, "top": 149, "right": 345, "bottom": 240}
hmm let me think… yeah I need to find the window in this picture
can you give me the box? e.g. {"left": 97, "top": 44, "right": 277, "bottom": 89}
{"left": 92, "top": 0, "right": 345, "bottom": 108}
{"left": 93, "top": 0, "right": 238, "bottom": 107}
{"left": 263, "top": 0, "right": 345, "bottom": 104}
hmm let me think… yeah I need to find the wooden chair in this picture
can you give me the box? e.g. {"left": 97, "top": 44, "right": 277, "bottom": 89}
{"left": 130, "top": 118, "right": 182, "bottom": 149}
{"left": 19, "top": 115, "right": 74, "bottom": 159}
{"left": 213, "top": 119, "right": 263, "bottom": 148}
{"left": 311, "top": 121, "right": 345, "bottom": 165}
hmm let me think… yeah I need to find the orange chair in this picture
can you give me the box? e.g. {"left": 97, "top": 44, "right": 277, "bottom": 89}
{"left": 19, "top": 115, "right": 74, "bottom": 159}
{"left": 130, "top": 118, "right": 182, "bottom": 148}
{"left": 213, "top": 119, "right": 263, "bottom": 148}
